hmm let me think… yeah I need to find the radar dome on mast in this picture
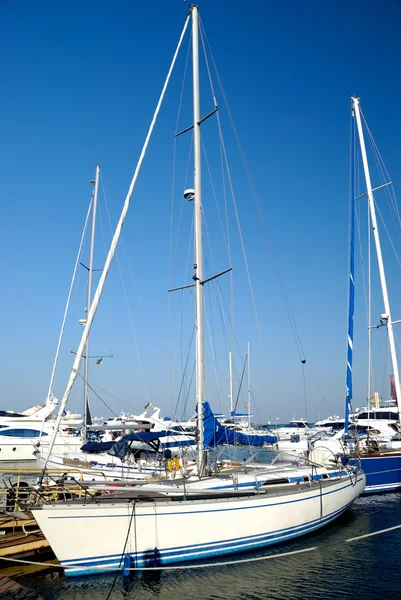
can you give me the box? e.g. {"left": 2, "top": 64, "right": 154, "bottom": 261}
{"left": 183, "top": 188, "right": 195, "bottom": 201}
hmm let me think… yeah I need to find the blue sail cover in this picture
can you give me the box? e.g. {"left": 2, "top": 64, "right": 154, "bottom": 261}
{"left": 80, "top": 441, "right": 116, "bottom": 454}
{"left": 81, "top": 432, "right": 172, "bottom": 456}
{"left": 107, "top": 431, "right": 171, "bottom": 459}
{"left": 201, "top": 402, "right": 277, "bottom": 448}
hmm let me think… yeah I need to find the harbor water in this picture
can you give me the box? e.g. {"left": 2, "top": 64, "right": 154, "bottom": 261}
{"left": 5, "top": 492, "right": 401, "bottom": 600}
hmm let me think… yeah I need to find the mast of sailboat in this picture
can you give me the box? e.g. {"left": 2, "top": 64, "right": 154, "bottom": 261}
{"left": 82, "top": 165, "right": 100, "bottom": 442}
{"left": 247, "top": 341, "right": 251, "bottom": 429}
{"left": 352, "top": 96, "right": 401, "bottom": 428}
{"left": 191, "top": 4, "right": 206, "bottom": 473}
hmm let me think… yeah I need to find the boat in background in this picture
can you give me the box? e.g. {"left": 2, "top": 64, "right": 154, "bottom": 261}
{"left": 278, "top": 97, "right": 401, "bottom": 493}
{"left": 218, "top": 344, "right": 275, "bottom": 438}
{"left": 342, "top": 96, "right": 401, "bottom": 494}
{"left": 0, "top": 395, "right": 82, "bottom": 462}
{"left": 313, "top": 415, "right": 345, "bottom": 432}
{"left": 36, "top": 429, "right": 197, "bottom": 484}
{"left": 275, "top": 418, "right": 311, "bottom": 440}
{"left": 0, "top": 395, "right": 58, "bottom": 427}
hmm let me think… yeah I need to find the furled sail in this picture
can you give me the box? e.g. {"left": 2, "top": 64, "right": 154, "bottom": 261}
{"left": 201, "top": 402, "right": 277, "bottom": 447}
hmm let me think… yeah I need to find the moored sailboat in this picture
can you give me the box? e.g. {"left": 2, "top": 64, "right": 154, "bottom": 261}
{"left": 32, "top": 6, "right": 365, "bottom": 577}
{"left": 346, "top": 96, "right": 401, "bottom": 493}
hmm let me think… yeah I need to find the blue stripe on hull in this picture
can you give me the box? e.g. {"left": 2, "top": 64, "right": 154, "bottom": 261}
{"left": 352, "top": 454, "right": 401, "bottom": 494}
{"left": 61, "top": 486, "right": 361, "bottom": 577}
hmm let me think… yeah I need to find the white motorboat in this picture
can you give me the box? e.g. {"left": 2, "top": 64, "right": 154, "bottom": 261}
{"left": 0, "top": 396, "right": 82, "bottom": 462}
{"left": 275, "top": 418, "right": 311, "bottom": 441}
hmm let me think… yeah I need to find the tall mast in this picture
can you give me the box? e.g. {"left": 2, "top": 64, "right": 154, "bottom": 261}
{"left": 247, "top": 341, "right": 251, "bottom": 429}
{"left": 82, "top": 165, "right": 100, "bottom": 442}
{"left": 190, "top": 5, "right": 206, "bottom": 471}
{"left": 352, "top": 96, "right": 401, "bottom": 427}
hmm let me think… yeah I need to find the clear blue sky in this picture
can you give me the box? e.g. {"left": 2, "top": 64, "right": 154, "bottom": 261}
{"left": 1, "top": 0, "right": 401, "bottom": 423}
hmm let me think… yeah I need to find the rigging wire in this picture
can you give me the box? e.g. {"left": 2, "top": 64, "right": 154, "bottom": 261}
{"left": 170, "top": 220, "right": 194, "bottom": 420}
{"left": 169, "top": 29, "right": 193, "bottom": 418}
{"left": 204, "top": 261, "right": 224, "bottom": 411}
{"left": 199, "top": 19, "right": 307, "bottom": 363}
{"left": 201, "top": 138, "right": 241, "bottom": 417}
{"left": 46, "top": 195, "right": 93, "bottom": 402}
{"left": 99, "top": 172, "right": 152, "bottom": 408}
{"left": 210, "top": 80, "right": 277, "bottom": 419}
{"left": 355, "top": 170, "right": 377, "bottom": 401}
{"left": 233, "top": 354, "right": 247, "bottom": 415}
{"left": 355, "top": 113, "right": 401, "bottom": 403}
{"left": 169, "top": 97, "right": 194, "bottom": 421}
{"left": 182, "top": 359, "right": 196, "bottom": 418}
{"left": 198, "top": 19, "right": 235, "bottom": 378}
{"left": 198, "top": 22, "right": 236, "bottom": 415}
{"left": 95, "top": 176, "right": 115, "bottom": 365}
{"left": 85, "top": 379, "right": 138, "bottom": 411}
{"left": 362, "top": 110, "right": 401, "bottom": 235}
{"left": 373, "top": 199, "right": 401, "bottom": 269}
{"left": 201, "top": 134, "right": 231, "bottom": 258}
{"left": 173, "top": 325, "right": 195, "bottom": 420}
{"left": 362, "top": 110, "right": 401, "bottom": 402}
{"left": 199, "top": 18, "right": 321, "bottom": 421}
{"left": 201, "top": 214, "right": 249, "bottom": 420}
{"left": 75, "top": 370, "right": 118, "bottom": 418}
{"left": 105, "top": 502, "right": 136, "bottom": 600}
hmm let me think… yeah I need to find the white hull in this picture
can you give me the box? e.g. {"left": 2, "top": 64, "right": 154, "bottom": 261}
{"left": 33, "top": 471, "right": 365, "bottom": 576}
{"left": 0, "top": 437, "right": 82, "bottom": 462}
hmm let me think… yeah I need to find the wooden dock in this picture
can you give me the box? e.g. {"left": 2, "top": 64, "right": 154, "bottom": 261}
{"left": 0, "top": 531, "right": 49, "bottom": 558}
{"left": 0, "top": 575, "right": 43, "bottom": 599}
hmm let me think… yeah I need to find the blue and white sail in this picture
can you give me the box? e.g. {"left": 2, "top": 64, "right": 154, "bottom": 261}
{"left": 344, "top": 106, "right": 356, "bottom": 439}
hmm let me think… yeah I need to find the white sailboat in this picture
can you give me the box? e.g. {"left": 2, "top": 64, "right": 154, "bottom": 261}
{"left": 345, "top": 96, "right": 401, "bottom": 492}
{"left": 267, "top": 97, "right": 401, "bottom": 490}
{"left": 32, "top": 6, "right": 365, "bottom": 577}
